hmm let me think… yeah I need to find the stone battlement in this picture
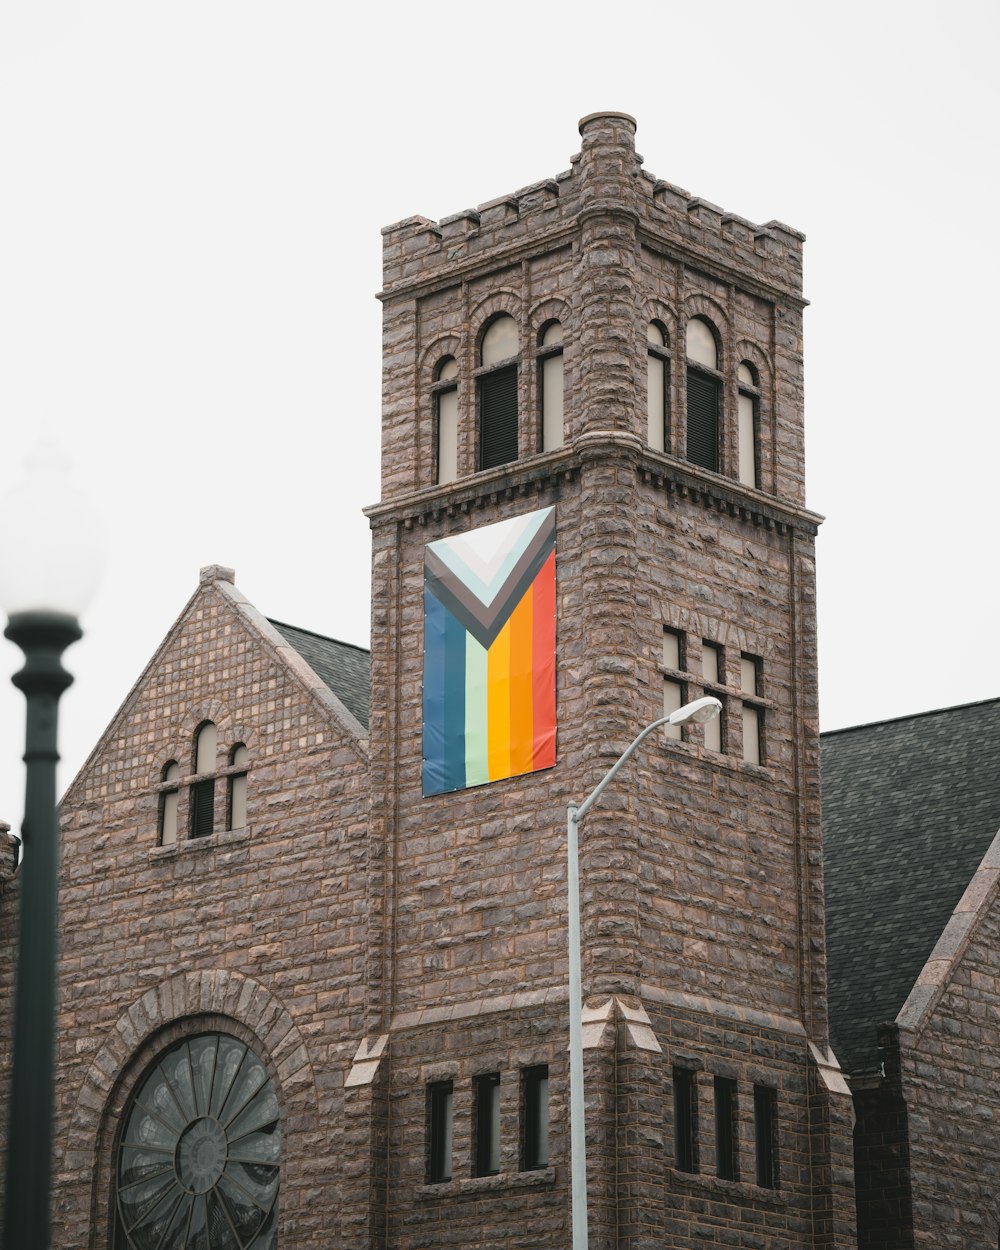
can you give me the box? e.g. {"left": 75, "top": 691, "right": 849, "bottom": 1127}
{"left": 381, "top": 113, "right": 804, "bottom": 298}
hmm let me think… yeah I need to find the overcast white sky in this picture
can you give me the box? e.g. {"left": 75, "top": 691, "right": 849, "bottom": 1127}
{"left": 1, "top": 1, "right": 997, "bottom": 833}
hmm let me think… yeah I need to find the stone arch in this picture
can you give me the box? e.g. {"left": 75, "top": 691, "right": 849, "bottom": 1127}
{"left": 419, "top": 333, "right": 464, "bottom": 385}
{"left": 470, "top": 290, "right": 522, "bottom": 359}
{"left": 642, "top": 298, "right": 678, "bottom": 351}
{"left": 63, "top": 968, "right": 319, "bottom": 1250}
{"left": 682, "top": 294, "right": 729, "bottom": 370}
{"left": 529, "top": 296, "right": 572, "bottom": 345}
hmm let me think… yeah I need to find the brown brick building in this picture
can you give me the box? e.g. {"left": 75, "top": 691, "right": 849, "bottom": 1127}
{"left": 1, "top": 113, "right": 992, "bottom": 1249}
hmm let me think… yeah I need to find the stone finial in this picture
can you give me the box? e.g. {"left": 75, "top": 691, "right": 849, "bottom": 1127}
{"left": 578, "top": 111, "right": 637, "bottom": 137}
{"left": 199, "top": 565, "right": 236, "bottom": 586}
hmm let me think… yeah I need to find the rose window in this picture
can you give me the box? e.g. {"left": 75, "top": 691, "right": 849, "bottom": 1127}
{"left": 115, "top": 1033, "right": 279, "bottom": 1249}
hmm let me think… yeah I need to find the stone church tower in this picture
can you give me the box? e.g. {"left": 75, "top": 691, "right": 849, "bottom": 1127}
{"left": 362, "top": 112, "right": 856, "bottom": 1247}
{"left": 1, "top": 113, "right": 857, "bottom": 1250}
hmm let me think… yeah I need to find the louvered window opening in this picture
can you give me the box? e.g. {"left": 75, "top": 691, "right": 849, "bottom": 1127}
{"left": 190, "top": 779, "right": 215, "bottom": 839}
{"left": 480, "top": 366, "right": 518, "bottom": 470}
{"left": 686, "top": 370, "right": 720, "bottom": 473}
{"left": 714, "top": 1077, "right": 738, "bottom": 1181}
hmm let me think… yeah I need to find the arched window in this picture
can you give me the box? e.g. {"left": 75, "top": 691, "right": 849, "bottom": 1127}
{"left": 434, "top": 356, "right": 459, "bottom": 485}
{"left": 159, "top": 762, "right": 180, "bottom": 847}
{"left": 538, "top": 321, "right": 564, "bottom": 452}
{"left": 737, "top": 362, "right": 759, "bottom": 489}
{"left": 479, "top": 314, "right": 519, "bottom": 470}
{"left": 114, "top": 1032, "right": 279, "bottom": 1249}
{"left": 190, "top": 721, "right": 217, "bottom": 839}
{"left": 647, "top": 322, "right": 670, "bottom": 452}
{"left": 228, "top": 744, "right": 249, "bottom": 831}
{"left": 686, "top": 317, "right": 721, "bottom": 473}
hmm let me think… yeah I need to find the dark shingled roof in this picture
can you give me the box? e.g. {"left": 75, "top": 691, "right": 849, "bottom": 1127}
{"left": 821, "top": 698, "right": 1000, "bottom": 1076}
{"left": 268, "top": 619, "right": 370, "bottom": 732}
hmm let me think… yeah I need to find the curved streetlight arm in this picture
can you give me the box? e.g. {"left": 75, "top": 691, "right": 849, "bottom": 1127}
{"left": 573, "top": 696, "right": 722, "bottom": 824}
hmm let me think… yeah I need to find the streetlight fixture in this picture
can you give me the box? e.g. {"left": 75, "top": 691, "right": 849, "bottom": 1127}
{"left": 1, "top": 441, "right": 103, "bottom": 1250}
{"left": 566, "top": 694, "right": 722, "bottom": 1250}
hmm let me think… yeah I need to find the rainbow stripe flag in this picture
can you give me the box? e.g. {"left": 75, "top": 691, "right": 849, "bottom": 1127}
{"left": 422, "top": 507, "right": 556, "bottom": 796}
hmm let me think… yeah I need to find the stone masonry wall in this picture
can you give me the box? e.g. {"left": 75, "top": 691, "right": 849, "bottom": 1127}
{"left": 50, "top": 573, "right": 369, "bottom": 1248}
{"left": 901, "top": 900, "right": 1000, "bottom": 1249}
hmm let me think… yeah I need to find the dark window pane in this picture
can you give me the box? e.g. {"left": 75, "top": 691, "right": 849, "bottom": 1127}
{"left": 686, "top": 369, "right": 719, "bottom": 472}
{"left": 673, "top": 1067, "right": 698, "bottom": 1173}
{"left": 428, "top": 1081, "right": 453, "bottom": 1183}
{"left": 523, "top": 1065, "right": 549, "bottom": 1170}
{"left": 714, "top": 1076, "right": 738, "bottom": 1181}
{"left": 475, "top": 1073, "right": 501, "bottom": 1176}
{"left": 754, "top": 1084, "right": 778, "bottom": 1188}
{"left": 480, "top": 365, "right": 518, "bottom": 469}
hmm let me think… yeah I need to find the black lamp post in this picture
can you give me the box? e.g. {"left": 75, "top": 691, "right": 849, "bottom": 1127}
{"left": 3, "top": 614, "right": 80, "bottom": 1248}
{"left": 1, "top": 442, "right": 102, "bottom": 1249}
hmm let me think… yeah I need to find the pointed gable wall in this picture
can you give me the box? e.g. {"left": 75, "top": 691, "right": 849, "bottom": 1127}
{"left": 50, "top": 567, "right": 370, "bottom": 1247}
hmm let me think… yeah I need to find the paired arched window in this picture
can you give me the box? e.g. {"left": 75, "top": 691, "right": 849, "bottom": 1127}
{"left": 156, "top": 724, "right": 250, "bottom": 846}
{"left": 479, "top": 314, "right": 520, "bottom": 470}
{"left": 229, "top": 744, "right": 249, "bottom": 831}
{"left": 434, "top": 356, "right": 459, "bottom": 485}
{"left": 685, "top": 317, "right": 721, "bottom": 473}
{"left": 159, "top": 762, "right": 181, "bottom": 847}
{"left": 647, "top": 322, "right": 670, "bottom": 452}
{"left": 737, "top": 362, "right": 759, "bottom": 489}
{"left": 114, "top": 1032, "right": 280, "bottom": 1249}
{"left": 539, "top": 321, "right": 564, "bottom": 452}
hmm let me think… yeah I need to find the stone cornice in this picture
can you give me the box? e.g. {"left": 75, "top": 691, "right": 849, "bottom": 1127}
{"left": 365, "top": 436, "right": 822, "bottom": 538}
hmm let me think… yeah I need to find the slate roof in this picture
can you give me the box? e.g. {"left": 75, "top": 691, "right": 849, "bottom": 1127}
{"left": 821, "top": 698, "right": 1000, "bottom": 1076}
{"left": 268, "top": 619, "right": 370, "bottom": 731}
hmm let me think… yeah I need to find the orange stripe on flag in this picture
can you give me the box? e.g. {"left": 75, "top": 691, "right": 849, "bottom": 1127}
{"left": 508, "top": 581, "right": 534, "bottom": 777}
{"left": 487, "top": 617, "right": 511, "bottom": 780}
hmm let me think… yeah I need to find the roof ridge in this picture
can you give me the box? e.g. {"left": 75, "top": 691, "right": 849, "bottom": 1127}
{"left": 821, "top": 694, "right": 1000, "bottom": 739}
{"left": 266, "top": 617, "right": 370, "bottom": 656}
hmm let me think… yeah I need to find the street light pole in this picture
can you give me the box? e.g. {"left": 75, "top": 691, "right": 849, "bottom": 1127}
{"left": 0, "top": 440, "right": 103, "bottom": 1249}
{"left": 2, "top": 613, "right": 80, "bottom": 1250}
{"left": 566, "top": 695, "right": 721, "bottom": 1250}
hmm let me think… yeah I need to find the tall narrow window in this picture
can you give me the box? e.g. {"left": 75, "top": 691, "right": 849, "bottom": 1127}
{"left": 647, "top": 322, "right": 669, "bottom": 452}
{"left": 737, "top": 362, "right": 759, "bottom": 488}
{"left": 522, "top": 1065, "right": 549, "bottom": 1170}
{"left": 539, "top": 322, "right": 564, "bottom": 451}
{"left": 474, "top": 1072, "right": 501, "bottom": 1176}
{"left": 686, "top": 317, "right": 721, "bottom": 473}
{"left": 673, "top": 1067, "right": 699, "bottom": 1173}
{"left": 754, "top": 1084, "right": 778, "bottom": 1188}
{"left": 228, "top": 743, "right": 248, "bottom": 830}
{"left": 159, "top": 762, "right": 180, "bottom": 847}
{"left": 479, "top": 314, "right": 519, "bottom": 470}
{"left": 701, "top": 642, "right": 724, "bottom": 753}
{"left": 714, "top": 1077, "right": 738, "bottom": 1181}
{"left": 662, "top": 629, "right": 686, "bottom": 741}
{"left": 435, "top": 357, "right": 459, "bottom": 484}
{"left": 741, "top": 654, "right": 764, "bottom": 766}
{"left": 428, "top": 1081, "right": 454, "bottom": 1183}
{"left": 190, "top": 721, "right": 216, "bottom": 839}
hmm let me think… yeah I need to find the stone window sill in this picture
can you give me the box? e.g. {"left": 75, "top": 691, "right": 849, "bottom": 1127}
{"left": 669, "top": 1168, "right": 786, "bottom": 1207}
{"left": 416, "top": 1166, "right": 555, "bottom": 1200}
{"left": 149, "top": 827, "right": 251, "bottom": 862}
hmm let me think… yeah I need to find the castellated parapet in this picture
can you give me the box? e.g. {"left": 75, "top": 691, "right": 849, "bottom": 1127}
{"left": 380, "top": 113, "right": 804, "bottom": 298}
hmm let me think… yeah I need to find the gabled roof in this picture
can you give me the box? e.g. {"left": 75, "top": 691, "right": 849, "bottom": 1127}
{"left": 268, "top": 620, "right": 370, "bottom": 732}
{"left": 821, "top": 698, "right": 1000, "bottom": 1076}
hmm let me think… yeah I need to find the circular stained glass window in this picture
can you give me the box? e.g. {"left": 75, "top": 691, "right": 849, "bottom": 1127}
{"left": 115, "top": 1033, "right": 279, "bottom": 1250}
